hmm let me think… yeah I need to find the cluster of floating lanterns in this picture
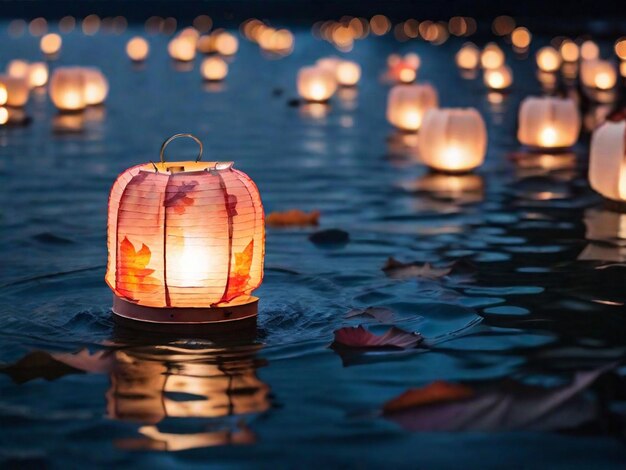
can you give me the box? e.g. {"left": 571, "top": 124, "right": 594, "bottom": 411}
{"left": 240, "top": 19, "right": 294, "bottom": 57}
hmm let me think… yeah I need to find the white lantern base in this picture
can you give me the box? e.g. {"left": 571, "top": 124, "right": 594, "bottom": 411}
{"left": 112, "top": 295, "right": 258, "bottom": 331}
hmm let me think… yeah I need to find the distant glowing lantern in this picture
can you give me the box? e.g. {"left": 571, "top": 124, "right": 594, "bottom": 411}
{"left": 386, "top": 83, "right": 438, "bottom": 132}
{"left": 417, "top": 108, "right": 487, "bottom": 173}
{"left": 404, "top": 53, "right": 421, "bottom": 70}
{"left": 7, "top": 60, "right": 30, "bottom": 79}
{"left": 106, "top": 133, "right": 265, "bottom": 325}
{"left": 580, "top": 40, "right": 599, "bottom": 61}
{"left": 0, "top": 75, "right": 29, "bottom": 107}
{"left": 455, "top": 43, "right": 480, "bottom": 70}
{"left": 511, "top": 27, "right": 531, "bottom": 50}
{"left": 214, "top": 31, "right": 239, "bottom": 55}
{"left": 201, "top": 56, "right": 228, "bottom": 81}
{"left": 0, "top": 84, "right": 6, "bottom": 106}
{"left": 168, "top": 36, "right": 197, "bottom": 62}
{"left": 588, "top": 119, "right": 626, "bottom": 202}
{"left": 480, "top": 43, "right": 505, "bottom": 69}
{"left": 317, "top": 57, "right": 341, "bottom": 73}
{"left": 49, "top": 67, "right": 87, "bottom": 112}
{"left": 581, "top": 60, "right": 617, "bottom": 90}
{"left": 396, "top": 64, "right": 416, "bottom": 83}
{"left": 517, "top": 97, "right": 580, "bottom": 150}
{"left": 483, "top": 65, "right": 513, "bottom": 90}
{"left": 297, "top": 65, "right": 337, "bottom": 102}
{"left": 82, "top": 67, "right": 109, "bottom": 105}
{"left": 28, "top": 62, "right": 48, "bottom": 88}
{"left": 560, "top": 40, "right": 579, "bottom": 62}
{"left": 126, "top": 36, "right": 150, "bottom": 62}
{"left": 335, "top": 60, "right": 361, "bottom": 86}
{"left": 40, "top": 33, "right": 62, "bottom": 56}
{"left": 536, "top": 46, "right": 562, "bottom": 72}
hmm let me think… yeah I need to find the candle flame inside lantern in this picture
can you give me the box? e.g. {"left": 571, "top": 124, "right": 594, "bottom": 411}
{"left": 441, "top": 146, "right": 465, "bottom": 170}
{"left": 540, "top": 127, "right": 558, "bottom": 147}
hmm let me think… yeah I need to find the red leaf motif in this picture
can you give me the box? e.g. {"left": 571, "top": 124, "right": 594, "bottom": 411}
{"left": 165, "top": 181, "right": 198, "bottom": 214}
{"left": 332, "top": 325, "right": 423, "bottom": 349}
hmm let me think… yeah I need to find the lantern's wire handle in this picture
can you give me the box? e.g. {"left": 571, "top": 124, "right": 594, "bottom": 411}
{"left": 160, "top": 133, "right": 203, "bottom": 163}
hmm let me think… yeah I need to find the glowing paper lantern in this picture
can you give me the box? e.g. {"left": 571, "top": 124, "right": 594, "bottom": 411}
{"left": 481, "top": 43, "right": 505, "bottom": 69}
{"left": 106, "top": 134, "right": 265, "bottom": 325}
{"left": 535, "top": 46, "right": 562, "bottom": 72}
{"left": 517, "top": 97, "right": 580, "bottom": 149}
{"left": 40, "top": 33, "right": 62, "bottom": 56}
{"left": 455, "top": 43, "right": 480, "bottom": 70}
{"left": 386, "top": 84, "right": 438, "bottom": 132}
{"left": 483, "top": 65, "right": 513, "bottom": 90}
{"left": 7, "top": 59, "right": 30, "bottom": 79}
{"left": 49, "top": 67, "right": 87, "bottom": 112}
{"left": 297, "top": 65, "right": 337, "bottom": 102}
{"left": 168, "top": 36, "right": 196, "bottom": 62}
{"left": 560, "top": 40, "right": 579, "bottom": 62}
{"left": 126, "top": 36, "right": 150, "bottom": 62}
{"left": 201, "top": 56, "right": 228, "bottom": 81}
{"left": 335, "top": 60, "right": 361, "bottom": 86}
{"left": 82, "top": 67, "right": 109, "bottom": 105}
{"left": 0, "top": 75, "right": 29, "bottom": 107}
{"left": 215, "top": 31, "right": 239, "bottom": 55}
{"left": 418, "top": 108, "right": 487, "bottom": 173}
{"left": 588, "top": 119, "right": 626, "bottom": 202}
{"left": 581, "top": 60, "right": 617, "bottom": 90}
{"left": 316, "top": 57, "right": 341, "bottom": 73}
{"left": 28, "top": 62, "right": 48, "bottom": 88}
{"left": 0, "top": 83, "right": 6, "bottom": 106}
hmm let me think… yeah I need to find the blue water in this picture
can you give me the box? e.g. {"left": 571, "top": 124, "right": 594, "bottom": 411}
{"left": 1, "top": 24, "right": 626, "bottom": 468}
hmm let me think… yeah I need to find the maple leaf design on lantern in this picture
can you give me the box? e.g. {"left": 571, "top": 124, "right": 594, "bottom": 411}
{"left": 223, "top": 239, "right": 254, "bottom": 302}
{"left": 165, "top": 181, "right": 198, "bottom": 215}
{"left": 117, "top": 236, "right": 159, "bottom": 299}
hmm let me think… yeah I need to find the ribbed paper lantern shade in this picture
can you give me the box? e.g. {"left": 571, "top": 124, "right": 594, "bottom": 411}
{"left": 106, "top": 134, "right": 265, "bottom": 326}
{"left": 517, "top": 97, "right": 580, "bottom": 150}
{"left": 588, "top": 120, "right": 626, "bottom": 202}
{"left": 49, "top": 67, "right": 87, "bottom": 112}
{"left": 386, "top": 84, "right": 438, "bottom": 132}
{"left": 82, "top": 67, "right": 109, "bottom": 105}
{"left": 297, "top": 66, "right": 337, "bottom": 102}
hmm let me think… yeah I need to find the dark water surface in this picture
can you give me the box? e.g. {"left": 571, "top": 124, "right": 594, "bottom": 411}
{"left": 1, "top": 25, "right": 626, "bottom": 468}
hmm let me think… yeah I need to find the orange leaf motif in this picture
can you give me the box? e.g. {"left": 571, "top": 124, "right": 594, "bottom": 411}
{"left": 117, "top": 237, "right": 159, "bottom": 298}
{"left": 224, "top": 240, "right": 254, "bottom": 301}
{"left": 165, "top": 181, "right": 197, "bottom": 215}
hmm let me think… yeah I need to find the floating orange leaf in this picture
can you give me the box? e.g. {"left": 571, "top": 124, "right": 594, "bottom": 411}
{"left": 117, "top": 237, "right": 159, "bottom": 296}
{"left": 383, "top": 381, "right": 474, "bottom": 414}
{"left": 223, "top": 240, "right": 254, "bottom": 301}
{"left": 266, "top": 209, "right": 320, "bottom": 227}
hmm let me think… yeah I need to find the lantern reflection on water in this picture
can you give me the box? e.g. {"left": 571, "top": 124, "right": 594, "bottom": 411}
{"left": 106, "top": 134, "right": 265, "bottom": 326}
{"left": 579, "top": 208, "right": 626, "bottom": 262}
{"left": 588, "top": 119, "right": 626, "bottom": 202}
{"left": 417, "top": 108, "right": 487, "bottom": 173}
{"left": 517, "top": 97, "right": 580, "bottom": 150}
{"left": 297, "top": 65, "right": 337, "bottom": 102}
{"left": 386, "top": 84, "right": 438, "bottom": 132}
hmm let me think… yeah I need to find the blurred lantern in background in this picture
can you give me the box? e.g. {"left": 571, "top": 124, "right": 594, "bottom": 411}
{"left": 581, "top": 59, "right": 617, "bottom": 91}
{"left": 581, "top": 40, "right": 600, "bottom": 61}
{"left": 214, "top": 31, "right": 239, "bottom": 55}
{"left": 82, "top": 67, "right": 109, "bottom": 106}
{"left": 49, "top": 67, "right": 87, "bottom": 112}
{"left": 297, "top": 65, "right": 337, "bottom": 102}
{"left": 106, "top": 134, "right": 265, "bottom": 326}
{"left": 418, "top": 108, "right": 487, "bottom": 173}
{"left": 335, "top": 60, "right": 361, "bottom": 86}
{"left": 483, "top": 65, "right": 513, "bottom": 90}
{"left": 126, "top": 36, "right": 150, "bottom": 62}
{"left": 201, "top": 56, "right": 228, "bottom": 81}
{"left": 7, "top": 60, "right": 29, "bottom": 80}
{"left": 481, "top": 43, "right": 505, "bottom": 69}
{"left": 517, "top": 97, "right": 580, "bottom": 150}
{"left": 589, "top": 119, "right": 626, "bottom": 202}
{"left": 168, "top": 35, "right": 197, "bottom": 62}
{"left": 28, "top": 62, "right": 48, "bottom": 88}
{"left": 456, "top": 43, "right": 480, "bottom": 70}
{"left": 40, "top": 33, "right": 62, "bottom": 57}
{"left": 536, "top": 46, "right": 562, "bottom": 72}
{"left": 0, "top": 75, "right": 29, "bottom": 107}
{"left": 511, "top": 27, "right": 532, "bottom": 52}
{"left": 0, "top": 83, "right": 6, "bottom": 106}
{"left": 560, "top": 40, "right": 580, "bottom": 62}
{"left": 386, "top": 83, "right": 438, "bottom": 132}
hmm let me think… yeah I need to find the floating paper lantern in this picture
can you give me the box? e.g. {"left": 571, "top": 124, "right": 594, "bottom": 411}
{"left": 106, "top": 133, "right": 265, "bottom": 325}
{"left": 480, "top": 43, "right": 505, "bottom": 69}
{"left": 82, "top": 67, "right": 109, "bottom": 106}
{"left": 404, "top": 53, "right": 421, "bottom": 71}
{"left": 168, "top": 36, "right": 196, "bottom": 62}
{"left": 7, "top": 59, "right": 30, "bottom": 79}
{"left": 28, "top": 62, "right": 48, "bottom": 88}
{"left": 560, "top": 40, "right": 579, "bottom": 62}
{"left": 581, "top": 60, "right": 617, "bottom": 90}
{"left": 536, "top": 46, "right": 562, "bottom": 72}
{"left": 0, "top": 75, "right": 29, "bottom": 107}
{"left": 386, "top": 84, "right": 438, "bottom": 132}
{"left": 201, "top": 56, "right": 228, "bottom": 81}
{"left": 588, "top": 119, "right": 626, "bottom": 202}
{"left": 297, "top": 65, "right": 337, "bottom": 102}
{"left": 126, "top": 36, "right": 150, "bottom": 62}
{"left": 581, "top": 40, "right": 600, "bottom": 61}
{"left": 483, "top": 65, "right": 513, "bottom": 90}
{"left": 40, "top": 33, "right": 62, "bottom": 56}
{"left": 316, "top": 57, "right": 341, "bottom": 73}
{"left": 214, "top": 31, "right": 239, "bottom": 55}
{"left": 49, "top": 67, "right": 87, "bottom": 112}
{"left": 455, "top": 43, "right": 480, "bottom": 70}
{"left": 335, "top": 60, "right": 361, "bottom": 86}
{"left": 517, "top": 97, "right": 580, "bottom": 150}
{"left": 418, "top": 108, "right": 487, "bottom": 173}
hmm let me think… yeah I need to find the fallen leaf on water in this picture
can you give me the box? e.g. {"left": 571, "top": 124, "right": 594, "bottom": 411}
{"left": 332, "top": 325, "right": 423, "bottom": 350}
{"left": 382, "top": 257, "right": 452, "bottom": 280}
{"left": 345, "top": 307, "right": 395, "bottom": 323}
{"left": 267, "top": 209, "right": 320, "bottom": 227}
{"left": 383, "top": 381, "right": 474, "bottom": 413}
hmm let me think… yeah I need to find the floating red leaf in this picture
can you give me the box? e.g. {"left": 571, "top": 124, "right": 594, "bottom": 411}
{"left": 332, "top": 325, "right": 423, "bottom": 349}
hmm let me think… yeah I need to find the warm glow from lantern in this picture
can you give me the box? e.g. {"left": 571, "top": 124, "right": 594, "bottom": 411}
{"left": 215, "top": 31, "right": 239, "bottom": 55}
{"left": 560, "top": 40, "right": 579, "bottom": 62}
{"left": 404, "top": 53, "right": 421, "bottom": 70}
{"left": 201, "top": 57, "right": 228, "bottom": 81}
{"left": 168, "top": 36, "right": 197, "bottom": 62}
{"left": 536, "top": 46, "right": 562, "bottom": 72}
{"left": 581, "top": 60, "right": 617, "bottom": 90}
{"left": 589, "top": 120, "right": 626, "bottom": 201}
{"left": 82, "top": 68, "right": 109, "bottom": 105}
{"left": 517, "top": 96, "right": 581, "bottom": 149}
{"left": 41, "top": 33, "right": 62, "bottom": 56}
{"left": 398, "top": 67, "right": 416, "bottom": 83}
{"left": 28, "top": 62, "right": 48, "bottom": 88}
{"left": 335, "top": 61, "right": 361, "bottom": 86}
{"left": 7, "top": 60, "right": 29, "bottom": 79}
{"left": 616, "top": 38, "right": 626, "bottom": 60}
{"left": 0, "top": 84, "right": 6, "bottom": 106}
{"left": 481, "top": 43, "right": 505, "bottom": 69}
{"left": 620, "top": 61, "right": 626, "bottom": 78}
{"left": 126, "top": 36, "right": 150, "bottom": 62}
{"left": 386, "top": 83, "right": 439, "bottom": 132}
{"left": 581, "top": 41, "right": 599, "bottom": 60}
{"left": 0, "top": 75, "right": 29, "bottom": 107}
{"left": 483, "top": 65, "right": 513, "bottom": 90}
{"left": 417, "top": 108, "right": 487, "bottom": 173}
{"left": 595, "top": 72, "right": 614, "bottom": 90}
{"left": 297, "top": 66, "right": 337, "bottom": 102}
{"left": 49, "top": 67, "right": 87, "bottom": 112}
{"left": 456, "top": 43, "right": 480, "bottom": 70}
{"left": 511, "top": 27, "right": 531, "bottom": 49}
{"left": 0, "top": 107, "right": 8, "bottom": 125}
